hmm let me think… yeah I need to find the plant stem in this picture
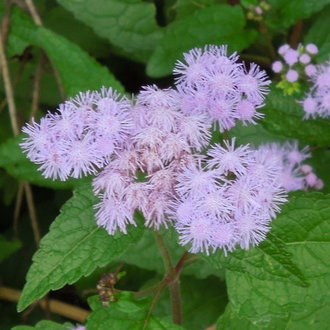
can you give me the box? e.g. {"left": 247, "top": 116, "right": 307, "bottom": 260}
{"left": 154, "top": 231, "right": 174, "bottom": 274}
{"left": 290, "top": 20, "right": 304, "bottom": 48}
{"left": 154, "top": 232, "right": 183, "bottom": 325}
{"left": 169, "top": 278, "right": 182, "bottom": 325}
{"left": 0, "top": 30, "right": 19, "bottom": 135}
{"left": 24, "top": 0, "right": 66, "bottom": 100}
{"left": 259, "top": 21, "right": 276, "bottom": 61}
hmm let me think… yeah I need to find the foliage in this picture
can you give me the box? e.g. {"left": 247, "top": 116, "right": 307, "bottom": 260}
{"left": 0, "top": 0, "right": 330, "bottom": 329}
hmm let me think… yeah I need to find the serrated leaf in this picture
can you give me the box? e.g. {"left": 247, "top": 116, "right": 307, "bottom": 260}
{"left": 147, "top": 4, "right": 257, "bottom": 77}
{"left": 0, "top": 135, "right": 80, "bottom": 189}
{"left": 8, "top": 7, "right": 124, "bottom": 97}
{"left": 216, "top": 304, "right": 261, "bottom": 329}
{"left": 43, "top": 6, "right": 110, "bottom": 59}
{"left": 17, "top": 183, "right": 143, "bottom": 312}
{"left": 267, "top": 0, "right": 330, "bottom": 29}
{"left": 204, "top": 229, "right": 309, "bottom": 287}
{"left": 56, "top": 0, "right": 163, "bottom": 63}
{"left": 0, "top": 235, "right": 21, "bottom": 262}
{"left": 304, "top": 5, "right": 330, "bottom": 63}
{"left": 12, "top": 320, "right": 73, "bottom": 330}
{"left": 87, "top": 292, "right": 184, "bottom": 330}
{"left": 222, "top": 192, "right": 330, "bottom": 327}
{"left": 261, "top": 87, "right": 330, "bottom": 146}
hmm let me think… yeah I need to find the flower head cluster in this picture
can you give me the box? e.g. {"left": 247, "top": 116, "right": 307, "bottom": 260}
{"left": 92, "top": 85, "right": 212, "bottom": 234}
{"left": 272, "top": 43, "right": 319, "bottom": 95}
{"left": 244, "top": 1, "right": 271, "bottom": 22}
{"left": 174, "top": 45, "right": 271, "bottom": 130}
{"left": 21, "top": 88, "right": 133, "bottom": 180}
{"left": 21, "top": 45, "right": 322, "bottom": 255}
{"left": 171, "top": 139, "right": 322, "bottom": 255}
{"left": 299, "top": 60, "right": 330, "bottom": 119}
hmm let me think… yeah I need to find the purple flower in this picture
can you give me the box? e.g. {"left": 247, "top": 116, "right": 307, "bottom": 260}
{"left": 299, "top": 54, "right": 311, "bottom": 64}
{"left": 236, "top": 100, "right": 264, "bottom": 125}
{"left": 272, "top": 61, "right": 283, "bottom": 73}
{"left": 174, "top": 45, "right": 270, "bottom": 129}
{"left": 238, "top": 63, "right": 271, "bottom": 104}
{"left": 300, "top": 60, "right": 330, "bottom": 118}
{"left": 278, "top": 44, "right": 290, "bottom": 55}
{"left": 95, "top": 194, "right": 136, "bottom": 235}
{"left": 283, "top": 49, "right": 299, "bottom": 66}
{"left": 306, "top": 43, "right": 318, "bottom": 55}
{"left": 305, "top": 64, "right": 316, "bottom": 77}
{"left": 286, "top": 69, "right": 299, "bottom": 82}
{"left": 206, "top": 138, "right": 252, "bottom": 176}
{"left": 22, "top": 46, "right": 324, "bottom": 256}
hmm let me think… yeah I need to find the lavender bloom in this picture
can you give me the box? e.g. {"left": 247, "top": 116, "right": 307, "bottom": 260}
{"left": 305, "top": 64, "right": 316, "bottom": 77}
{"left": 300, "top": 60, "right": 330, "bottom": 118}
{"left": 306, "top": 43, "right": 319, "bottom": 55}
{"left": 20, "top": 46, "right": 323, "bottom": 255}
{"left": 206, "top": 138, "right": 252, "bottom": 176}
{"left": 283, "top": 49, "right": 299, "bottom": 66}
{"left": 21, "top": 88, "right": 133, "bottom": 180}
{"left": 299, "top": 54, "right": 311, "bottom": 64}
{"left": 278, "top": 44, "right": 290, "bottom": 55}
{"left": 272, "top": 61, "right": 283, "bottom": 73}
{"left": 171, "top": 138, "right": 321, "bottom": 254}
{"left": 174, "top": 45, "right": 270, "bottom": 130}
{"left": 286, "top": 69, "right": 299, "bottom": 82}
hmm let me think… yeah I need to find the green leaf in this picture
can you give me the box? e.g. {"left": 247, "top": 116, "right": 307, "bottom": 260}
{"left": 0, "top": 135, "right": 79, "bottom": 189}
{"left": 43, "top": 6, "right": 110, "bottom": 59}
{"left": 307, "top": 148, "right": 330, "bottom": 194}
{"left": 228, "top": 122, "right": 286, "bottom": 146}
{"left": 170, "top": 0, "right": 220, "bottom": 20}
{"left": 87, "top": 292, "right": 184, "bottom": 330}
{"left": 12, "top": 320, "right": 73, "bottom": 330}
{"left": 17, "top": 183, "right": 143, "bottom": 312}
{"left": 154, "top": 275, "right": 228, "bottom": 330}
{"left": 205, "top": 230, "right": 309, "bottom": 287}
{"left": 56, "top": 0, "right": 163, "bottom": 63}
{"left": 267, "top": 0, "right": 330, "bottom": 29}
{"left": 222, "top": 192, "right": 330, "bottom": 327}
{"left": 147, "top": 4, "right": 257, "bottom": 77}
{"left": 304, "top": 5, "right": 330, "bottom": 63}
{"left": 0, "top": 235, "right": 21, "bottom": 262}
{"left": 8, "top": 7, "right": 124, "bottom": 97}
{"left": 261, "top": 87, "right": 330, "bottom": 147}
{"left": 216, "top": 304, "right": 260, "bottom": 329}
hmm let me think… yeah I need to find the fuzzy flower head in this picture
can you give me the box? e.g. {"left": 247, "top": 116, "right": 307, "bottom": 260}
{"left": 174, "top": 45, "right": 270, "bottom": 129}
{"left": 21, "top": 88, "right": 133, "bottom": 180}
{"left": 171, "top": 138, "right": 322, "bottom": 255}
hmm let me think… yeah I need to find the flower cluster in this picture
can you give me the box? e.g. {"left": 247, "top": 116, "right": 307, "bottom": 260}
{"left": 20, "top": 45, "right": 321, "bottom": 255}
{"left": 20, "top": 88, "right": 133, "bottom": 180}
{"left": 93, "top": 85, "right": 212, "bottom": 234}
{"left": 171, "top": 139, "right": 322, "bottom": 254}
{"left": 272, "top": 43, "right": 319, "bottom": 95}
{"left": 300, "top": 60, "right": 330, "bottom": 119}
{"left": 244, "top": 1, "right": 271, "bottom": 22}
{"left": 174, "top": 45, "right": 271, "bottom": 129}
